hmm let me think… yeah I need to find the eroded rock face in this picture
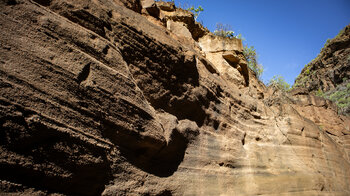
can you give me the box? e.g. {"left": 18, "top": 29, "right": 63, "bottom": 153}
{"left": 0, "top": 0, "right": 350, "bottom": 195}
{"left": 199, "top": 34, "right": 249, "bottom": 87}
{"left": 294, "top": 25, "right": 350, "bottom": 116}
{"left": 294, "top": 25, "right": 350, "bottom": 92}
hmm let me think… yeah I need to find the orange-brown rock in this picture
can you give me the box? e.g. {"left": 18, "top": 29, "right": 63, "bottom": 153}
{"left": 294, "top": 25, "right": 350, "bottom": 92}
{"left": 0, "top": 0, "right": 349, "bottom": 195}
{"left": 294, "top": 25, "right": 350, "bottom": 116}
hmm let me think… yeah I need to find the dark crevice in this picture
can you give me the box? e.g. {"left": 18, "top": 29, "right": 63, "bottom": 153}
{"left": 242, "top": 132, "right": 246, "bottom": 145}
{"left": 325, "top": 130, "right": 337, "bottom": 137}
{"left": 61, "top": 9, "right": 111, "bottom": 39}
{"left": 32, "top": 0, "right": 52, "bottom": 6}
{"left": 5, "top": 0, "right": 17, "bottom": 5}
{"left": 157, "top": 190, "right": 173, "bottom": 196}
{"left": 218, "top": 162, "right": 237, "bottom": 169}
{"left": 77, "top": 62, "right": 91, "bottom": 84}
{"left": 102, "top": 45, "right": 109, "bottom": 55}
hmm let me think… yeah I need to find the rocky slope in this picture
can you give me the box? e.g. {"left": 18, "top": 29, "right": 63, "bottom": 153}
{"left": 0, "top": 0, "right": 350, "bottom": 195}
{"left": 294, "top": 25, "right": 350, "bottom": 115}
{"left": 294, "top": 25, "right": 350, "bottom": 92}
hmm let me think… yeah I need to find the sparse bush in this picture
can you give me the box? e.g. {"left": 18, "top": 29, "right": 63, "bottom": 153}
{"left": 213, "top": 23, "right": 262, "bottom": 79}
{"left": 187, "top": 5, "right": 203, "bottom": 21}
{"left": 213, "top": 23, "right": 243, "bottom": 40}
{"left": 324, "top": 38, "right": 331, "bottom": 48}
{"left": 315, "top": 88, "right": 324, "bottom": 97}
{"left": 243, "top": 45, "right": 263, "bottom": 79}
{"left": 316, "top": 81, "right": 350, "bottom": 115}
{"left": 214, "top": 23, "right": 235, "bottom": 38}
{"left": 268, "top": 75, "right": 290, "bottom": 91}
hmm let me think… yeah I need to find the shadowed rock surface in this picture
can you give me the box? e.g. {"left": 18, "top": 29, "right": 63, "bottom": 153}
{"left": 0, "top": 0, "right": 349, "bottom": 195}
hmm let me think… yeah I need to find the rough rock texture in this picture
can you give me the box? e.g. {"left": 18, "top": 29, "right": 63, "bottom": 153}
{"left": 1, "top": 0, "right": 350, "bottom": 195}
{"left": 294, "top": 25, "right": 350, "bottom": 92}
{"left": 199, "top": 34, "right": 249, "bottom": 87}
{"left": 294, "top": 25, "right": 350, "bottom": 116}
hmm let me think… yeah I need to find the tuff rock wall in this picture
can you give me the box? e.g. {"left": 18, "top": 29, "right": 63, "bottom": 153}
{"left": 0, "top": 0, "right": 350, "bottom": 195}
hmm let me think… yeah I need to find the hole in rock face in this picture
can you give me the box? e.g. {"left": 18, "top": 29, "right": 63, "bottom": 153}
{"left": 213, "top": 120, "right": 220, "bottom": 130}
{"left": 32, "top": 0, "right": 52, "bottom": 6}
{"left": 102, "top": 45, "right": 109, "bottom": 55}
{"left": 218, "top": 162, "right": 224, "bottom": 166}
{"left": 255, "top": 137, "right": 261, "bottom": 141}
{"left": 6, "top": 0, "right": 18, "bottom": 5}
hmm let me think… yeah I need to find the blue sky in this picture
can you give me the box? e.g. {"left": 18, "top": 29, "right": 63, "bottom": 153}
{"left": 174, "top": 0, "right": 350, "bottom": 85}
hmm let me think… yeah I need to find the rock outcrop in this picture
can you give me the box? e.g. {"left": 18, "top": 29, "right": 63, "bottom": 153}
{"left": 0, "top": 0, "right": 349, "bottom": 195}
{"left": 294, "top": 25, "right": 350, "bottom": 116}
{"left": 294, "top": 25, "right": 350, "bottom": 92}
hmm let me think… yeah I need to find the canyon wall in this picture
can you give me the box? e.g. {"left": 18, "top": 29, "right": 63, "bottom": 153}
{"left": 0, "top": 0, "right": 349, "bottom": 195}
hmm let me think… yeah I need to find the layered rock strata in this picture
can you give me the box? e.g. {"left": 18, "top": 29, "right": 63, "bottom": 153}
{"left": 0, "top": 0, "right": 349, "bottom": 195}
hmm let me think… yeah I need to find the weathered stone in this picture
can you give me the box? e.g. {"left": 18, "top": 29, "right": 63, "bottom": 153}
{"left": 141, "top": 0, "right": 159, "bottom": 18}
{"left": 166, "top": 20, "right": 192, "bottom": 38}
{"left": 141, "top": 0, "right": 154, "bottom": 8}
{"left": 199, "top": 34, "right": 249, "bottom": 86}
{"left": 222, "top": 52, "right": 240, "bottom": 64}
{"left": 156, "top": 1, "right": 175, "bottom": 12}
{"left": 0, "top": 0, "right": 349, "bottom": 195}
{"left": 160, "top": 8, "right": 208, "bottom": 40}
{"left": 294, "top": 25, "right": 350, "bottom": 115}
{"left": 199, "top": 34, "right": 243, "bottom": 53}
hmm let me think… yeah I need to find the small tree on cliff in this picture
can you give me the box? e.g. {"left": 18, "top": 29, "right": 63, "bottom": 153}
{"left": 243, "top": 45, "right": 263, "bottom": 79}
{"left": 187, "top": 5, "right": 204, "bottom": 21}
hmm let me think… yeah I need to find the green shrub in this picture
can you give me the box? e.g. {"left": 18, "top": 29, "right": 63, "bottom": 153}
{"left": 329, "top": 90, "right": 347, "bottom": 101}
{"left": 187, "top": 5, "right": 203, "bottom": 21}
{"left": 212, "top": 23, "right": 262, "bottom": 79}
{"left": 315, "top": 88, "right": 324, "bottom": 97}
{"left": 268, "top": 75, "right": 290, "bottom": 91}
{"left": 320, "top": 81, "right": 350, "bottom": 115}
{"left": 243, "top": 45, "right": 263, "bottom": 79}
{"left": 324, "top": 38, "right": 331, "bottom": 48}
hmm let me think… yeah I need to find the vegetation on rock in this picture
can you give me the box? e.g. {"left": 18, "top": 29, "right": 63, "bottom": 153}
{"left": 214, "top": 23, "right": 243, "bottom": 39}
{"left": 187, "top": 5, "right": 203, "bottom": 21}
{"left": 293, "top": 25, "right": 349, "bottom": 115}
{"left": 315, "top": 81, "right": 350, "bottom": 115}
{"left": 211, "top": 23, "right": 263, "bottom": 79}
{"left": 243, "top": 45, "right": 264, "bottom": 79}
{"left": 268, "top": 75, "right": 290, "bottom": 91}
{"left": 293, "top": 26, "right": 348, "bottom": 89}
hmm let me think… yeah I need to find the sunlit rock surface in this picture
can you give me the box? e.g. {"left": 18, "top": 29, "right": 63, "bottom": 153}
{"left": 0, "top": 0, "right": 349, "bottom": 195}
